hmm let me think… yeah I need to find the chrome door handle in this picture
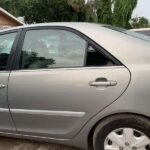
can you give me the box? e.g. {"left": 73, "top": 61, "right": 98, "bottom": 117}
{"left": 89, "top": 78, "right": 117, "bottom": 87}
{"left": 0, "top": 84, "right": 5, "bottom": 89}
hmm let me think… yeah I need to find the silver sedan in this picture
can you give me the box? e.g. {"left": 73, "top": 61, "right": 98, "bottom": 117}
{"left": 131, "top": 28, "right": 150, "bottom": 36}
{"left": 0, "top": 23, "right": 150, "bottom": 150}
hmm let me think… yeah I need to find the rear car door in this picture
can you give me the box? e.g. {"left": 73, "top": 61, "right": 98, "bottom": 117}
{"left": 8, "top": 27, "right": 130, "bottom": 139}
{"left": 0, "top": 31, "right": 18, "bottom": 132}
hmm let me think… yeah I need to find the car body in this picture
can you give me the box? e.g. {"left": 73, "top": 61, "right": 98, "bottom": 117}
{"left": 131, "top": 28, "right": 150, "bottom": 36}
{"left": 0, "top": 23, "right": 150, "bottom": 150}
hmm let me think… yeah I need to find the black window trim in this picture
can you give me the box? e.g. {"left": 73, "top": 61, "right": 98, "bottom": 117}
{"left": 12, "top": 26, "right": 123, "bottom": 70}
{"left": 0, "top": 29, "right": 22, "bottom": 71}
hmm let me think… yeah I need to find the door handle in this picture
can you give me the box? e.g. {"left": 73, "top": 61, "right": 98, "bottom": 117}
{"left": 0, "top": 84, "right": 5, "bottom": 89}
{"left": 89, "top": 78, "right": 117, "bottom": 87}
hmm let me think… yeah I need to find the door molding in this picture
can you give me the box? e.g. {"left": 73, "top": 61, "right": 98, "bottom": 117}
{"left": 11, "top": 109, "right": 86, "bottom": 118}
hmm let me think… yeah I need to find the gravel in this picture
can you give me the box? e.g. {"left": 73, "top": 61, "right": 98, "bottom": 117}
{"left": 0, "top": 137, "right": 82, "bottom": 150}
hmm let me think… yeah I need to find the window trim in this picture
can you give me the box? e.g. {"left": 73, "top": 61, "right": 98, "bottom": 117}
{"left": 12, "top": 26, "right": 123, "bottom": 70}
{"left": 0, "top": 29, "right": 21, "bottom": 71}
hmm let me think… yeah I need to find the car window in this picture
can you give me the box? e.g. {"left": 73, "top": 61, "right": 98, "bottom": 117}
{"left": 0, "top": 32, "right": 17, "bottom": 71}
{"left": 86, "top": 45, "right": 115, "bottom": 66}
{"left": 20, "top": 29, "right": 87, "bottom": 69}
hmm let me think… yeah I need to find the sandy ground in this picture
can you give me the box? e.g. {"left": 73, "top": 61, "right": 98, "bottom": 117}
{"left": 0, "top": 137, "right": 82, "bottom": 150}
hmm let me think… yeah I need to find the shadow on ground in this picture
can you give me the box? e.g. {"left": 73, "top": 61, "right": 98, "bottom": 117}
{"left": 0, "top": 137, "right": 82, "bottom": 150}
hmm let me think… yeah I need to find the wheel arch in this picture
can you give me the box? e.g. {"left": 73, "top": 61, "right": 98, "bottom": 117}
{"left": 87, "top": 112, "right": 150, "bottom": 150}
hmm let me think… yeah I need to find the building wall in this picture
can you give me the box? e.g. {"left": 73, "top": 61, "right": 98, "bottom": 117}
{"left": 0, "top": 12, "right": 21, "bottom": 28}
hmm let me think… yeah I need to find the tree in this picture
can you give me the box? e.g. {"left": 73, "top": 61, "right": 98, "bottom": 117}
{"left": 0, "top": 0, "right": 139, "bottom": 28}
{"left": 97, "top": 0, "right": 112, "bottom": 24}
{"left": 89, "top": 0, "right": 138, "bottom": 28}
{"left": 131, "top": 17, "right": 150, "bottom": 29}
{"left": 0, "top": 0, "right": 87, "bottom": 23}
{"left": 23, "top": 0, "right": 74, "bottom": 23}
{"left": 25, "top": 0, "right": 71, "bottom": 23}
{"left": 112, "top": 0, "right": 138, "bottom": 28}
{"left": 85, "top": 0, "right": 97, "bottom": 22}
{"left": 0, "top": 0, "right": 24, "bottom": 16}
{"left": 67, "top": 0, "right": 86, "bottom": 21}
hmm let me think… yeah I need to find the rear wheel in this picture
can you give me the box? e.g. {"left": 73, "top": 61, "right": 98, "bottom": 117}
{"left": 93, "top": 114, "right": 150, "bottom": 150}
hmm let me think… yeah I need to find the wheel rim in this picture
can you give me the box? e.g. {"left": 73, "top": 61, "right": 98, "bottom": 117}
{"left": 104, "top": 128, "right": 150, "bottom": 150}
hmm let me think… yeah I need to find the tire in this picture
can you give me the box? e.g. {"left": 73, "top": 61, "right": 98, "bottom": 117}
{"left": 93, "top": 114, "right": 150, "bottom": 150}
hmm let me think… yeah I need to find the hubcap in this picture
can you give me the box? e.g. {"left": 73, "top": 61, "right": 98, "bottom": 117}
{"left": 104, "top": 128, "right": 150, "bottom": 150}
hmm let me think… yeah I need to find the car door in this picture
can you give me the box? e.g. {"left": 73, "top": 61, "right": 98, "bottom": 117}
{"left": 8, "top": 27, "right": 130, "bottom": 139}
{"left": 0, "top": 31, "right": 18, "bottom": 132}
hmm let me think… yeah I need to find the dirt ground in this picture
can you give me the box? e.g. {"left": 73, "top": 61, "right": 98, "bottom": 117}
{"left": 0, "top": 137, "right": 82, "bottom": 150}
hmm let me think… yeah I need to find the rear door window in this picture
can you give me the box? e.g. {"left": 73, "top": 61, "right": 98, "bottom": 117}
{"left": 20, "top": 29, "right": 87, "bottom": 69}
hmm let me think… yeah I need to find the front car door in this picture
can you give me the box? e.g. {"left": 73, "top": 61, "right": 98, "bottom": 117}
{"left": 8, "top": 27, "right": 130, "bottom": 139}
{"left": 0, "top": 31, "right": 18, "bottom": 133}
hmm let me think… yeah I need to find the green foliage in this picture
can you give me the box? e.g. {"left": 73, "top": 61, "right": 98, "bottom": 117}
{"left": 0, "top": 0, "right": 147, "bottom": 30}
{"left": 68, "top": 0, "right": 87, "bottom": 21}
{"left": 87, "top": 0, "right": 139, "bottom": 28}
{"left": 85, "top": 0, "right": 97, "bottom": 22}
{"left": 131, "top": 17, "right": 150, "bottom": 29}
{"left": 25, "top": 0, "right": 72, "bottom": 23}
{"left": 0, "top": 0, "right": 87, "bottom": 23}
{"left": 112, "top": 0, "right": 138, "bottom": 28}
{"left": 97, "top": 0, "right": 112, "bottom": 24}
